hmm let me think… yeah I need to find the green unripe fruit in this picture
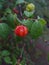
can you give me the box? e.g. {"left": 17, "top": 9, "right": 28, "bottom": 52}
{"left": 26, "top": 3, "right": 35, "bottom": 11}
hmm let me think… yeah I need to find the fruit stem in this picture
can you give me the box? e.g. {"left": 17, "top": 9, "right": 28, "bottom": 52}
{"left": 18, "top": 4, "right": 23, "bottom": 17}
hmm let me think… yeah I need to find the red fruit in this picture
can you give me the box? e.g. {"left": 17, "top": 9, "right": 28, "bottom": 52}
{"left": 13, "top": 8, "right": 19, "bottom": 14}
{"left": 14, "top": 25, "right": 28, "bottom": 37}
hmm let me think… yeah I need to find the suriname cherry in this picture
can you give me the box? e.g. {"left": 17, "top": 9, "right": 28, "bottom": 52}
{"left": 13, "top": 8, "right": 19, "bottom": 14}
{"left": 14, "top": 25, "right": 28, "bottom": 37}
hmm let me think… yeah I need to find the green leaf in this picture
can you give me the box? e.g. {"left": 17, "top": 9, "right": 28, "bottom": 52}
{"left": 12, "top": 55, "right": 17, "bottom": 65}
{"left": 16, "top": 16, "right": 23, "bottom": 25}
{"left": 16, "top": 0, "right": 24, "bottom": 5}
{"left": 1, "top": 50, "right": 10, "bottom": 56}
{"left": 20, "top": 59, "right": 26, "bottom": 65}
{"left": 5, "top": 8, "right": 12, "bottom": 14}
{"left": 4, "top": 57, "right": 12, "bottom": 64}
{"left": 0, "top": 4, "right": 3, "bottom": 9}
{"left": 0, "top": 52, "right": 2, "bottom": 65}
{"left": 7, "top": 14, "right": 16, "bottom": 29}
{"left": 0, "top": 59, "right": 2, "bottom": 65}
{"left": 30, "top": 20, "right": 43, "bottom": 39}
{"left": 16, "top": 36, "right": 22, "bottom": 42}
{"left": 22, "top": 19, "right": 33, "bottom": 31}
{"left": 24, "top": 11, "right": 34, "bottom": 17}
{"left": 0, "top": 23, "right": 11, "bottom": 39}
{"left": 47, "top": 53, "right": 49, "bottom": 62}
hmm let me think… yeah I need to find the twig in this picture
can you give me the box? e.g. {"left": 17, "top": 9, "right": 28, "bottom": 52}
{"left": 24, "top": 50, "right": 34, "bottom": 65}
{"left": 19, "top": 4, "right": 23, "bottom": 17}
{"left": 16, "top": 43, "right": 25, "bottom": 65}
